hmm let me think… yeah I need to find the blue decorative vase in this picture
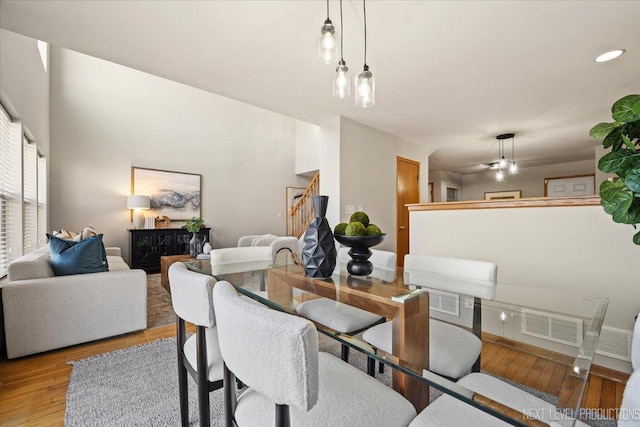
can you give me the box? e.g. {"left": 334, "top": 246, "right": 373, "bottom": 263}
{"left": 302, "top": 195, "right": 337, "bottom": 278}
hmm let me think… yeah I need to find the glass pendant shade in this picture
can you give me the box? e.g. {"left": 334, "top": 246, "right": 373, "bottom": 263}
{"left": 499, "top": 157, "right": 507, "bottom": 169}
{"left": 509, "top": 162, "right": 518, "bottom": 174}
{"left": 333, "top": 60, "right": 350, "bottom": 98}
{"left": 496, "top": 169, "right": 505, "bottom": 182}
{"left": 319, "top": 19, "right": 337, "bottom": 64}
{"left": 355, "top": 66, "right": 375, "bottom": 108}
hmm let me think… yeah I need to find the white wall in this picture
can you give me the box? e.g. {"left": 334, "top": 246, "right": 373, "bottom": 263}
{"left": 460, "top": 159, "right": 595, "bottom": 201}
{"left": 338, "top": 117, "right": 431, "bottom": 253}
{"left": 318, "top": 116, "right": 341, "bottom": 228}
{"left": 410, "top": 204, "right": 640, "bottom": 372}
{"left": 49, "top": 47, "right": 310, "bottom": 262}
{"left": 0, "top": 29, "right": 49, "bottom": 156}
{"left": 295, "top": 120, "right": 319, "bottom": 175}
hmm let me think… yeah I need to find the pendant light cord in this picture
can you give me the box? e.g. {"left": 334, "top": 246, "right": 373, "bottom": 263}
{"left": 326, "top": 0, "right": 330, "bottom": 19}
{"left": 363, "top": 0, "right": 367, "bottom": 67}
{"left": 339, "top": 0, "right": 344, "bottom": 61}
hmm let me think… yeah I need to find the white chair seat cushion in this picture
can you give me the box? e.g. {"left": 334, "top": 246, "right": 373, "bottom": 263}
{"left": 410, "top": 372, "right": 589, "bottom": 426}
{"left": 235, "top": 352, "right": 417, "bottom": 427}
{"left": 295, "top": 298, "right": 383, "bottom": 334}
{"left": 183, "top": 328, "right": 224, "bottom": 382}
{"left": 362, "top": 319, "right": 481, "bottom": 379}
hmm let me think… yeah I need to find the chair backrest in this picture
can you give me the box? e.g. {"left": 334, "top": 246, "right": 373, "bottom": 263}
{"left": 168, "top": 262, "right": 217, "bottom": 327}
{"left": 237, "top": 234, "right": 276, "bottom": 247}
{"left": 209, "top": 246, "right": 272, "bottom": 276}
{"left": 619, "top": 369, "right": 640, "bottom": 426}
{"left": 338, "top": 247, "right": 397, "bottom": 281}
{"left": 212, "top": 281, "right": 319, "bottom": 412}
{"left": 632, "top": 313, "right": 640, "bottom": 371}
{"left": 403, "top": 254, "right": 497, "bottom": 300}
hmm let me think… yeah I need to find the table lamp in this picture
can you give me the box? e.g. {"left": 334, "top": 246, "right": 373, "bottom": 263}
{"left": 127, "top": 195, "right": 150, "bottom": 229}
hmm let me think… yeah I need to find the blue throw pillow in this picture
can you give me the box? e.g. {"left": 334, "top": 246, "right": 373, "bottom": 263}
{"left": 47, "top": 233, "right": 109, "bottom": 276}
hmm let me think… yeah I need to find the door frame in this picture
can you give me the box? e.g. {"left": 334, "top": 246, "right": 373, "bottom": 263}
{"left": 396, "top": 156, "right": 420, "bottom": 267}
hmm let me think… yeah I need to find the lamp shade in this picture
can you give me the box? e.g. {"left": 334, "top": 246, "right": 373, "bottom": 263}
{"left": 127, "top": 195, "right": 150, "bottom": 210}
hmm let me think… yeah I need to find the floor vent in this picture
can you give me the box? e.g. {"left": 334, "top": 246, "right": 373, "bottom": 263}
{"left": 429, "top": 290, "right": 459, "bottom": 316}
{"left": 596, "top": 326, "right": 631, "bottom": 361}
{"left": 521, "top": 309, "right": 582, "bottom": 347}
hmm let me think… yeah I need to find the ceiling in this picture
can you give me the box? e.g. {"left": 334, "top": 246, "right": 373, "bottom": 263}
{"left": 1, "top": 1, "right": 639, "bottom": 174}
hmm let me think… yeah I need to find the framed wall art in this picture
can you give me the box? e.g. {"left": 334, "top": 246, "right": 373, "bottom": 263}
{"left": 131, "top": 167, "right": 201, "bottom": 220}
{"left": 484, "top": 190, "right": 522, "bottom": 200}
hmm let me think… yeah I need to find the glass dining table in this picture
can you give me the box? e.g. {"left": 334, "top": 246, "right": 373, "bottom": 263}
{"left": 183, "top": 254, "right": 608, "bottom": 427}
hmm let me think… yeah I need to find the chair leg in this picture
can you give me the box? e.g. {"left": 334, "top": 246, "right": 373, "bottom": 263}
{"left": 197, "top": 326, "right": 210, "bottom": 427}
{"left": 341, "top": 344, "right": 349, "bottom": 362}
{"left": 275, "top": 404, "right": 290, "bottom": 427}
{"left": 367, "top": 356, "right": 376, "bottom": 377}
{"left": 379, "top": 361, "right": 385, "bottom": 374}
{"left": 223, "top": 363, "right": 236, "bottom": 427}
{"left": 176, "top": 317, "right": 189, "bottom": 427}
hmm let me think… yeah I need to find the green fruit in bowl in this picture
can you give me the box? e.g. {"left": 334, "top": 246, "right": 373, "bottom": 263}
{"left": 345, "top": 221, "right": 366, "bottom": 236}
{"left": 366, "top": 224, "right": 382, "bottom": 236}
{"left": 334, "top": 223, "right": 348, "bottom": 235}
{"left": 349, "top": 211, "right": 370, "bottom": 228}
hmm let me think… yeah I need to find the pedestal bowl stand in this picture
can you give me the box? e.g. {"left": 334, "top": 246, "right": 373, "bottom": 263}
{"left": 333, "top": 234, "right": 387, "bottom": 276}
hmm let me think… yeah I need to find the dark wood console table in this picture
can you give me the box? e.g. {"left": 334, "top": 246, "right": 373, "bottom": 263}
{"left": 129, "top": 228, "right": 210, "bottom": 273}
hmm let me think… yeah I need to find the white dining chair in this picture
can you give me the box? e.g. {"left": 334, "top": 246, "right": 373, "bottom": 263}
{"left": 362, "top": 254, "right": 497, "bottom": 380}
{"left": 168, "top": 262, "right": 224, "bottom": 427}
{"left": 619, "top": 312, "right": 640, "bottom": 426}
{"left": 408, "top": 372, "right": 590, "bottom": 426}
{"left": 294, "top": 248, "right": 396, "bottom": 366}
{"left": 212, "top": 281, "right": 417, "bottom": 427}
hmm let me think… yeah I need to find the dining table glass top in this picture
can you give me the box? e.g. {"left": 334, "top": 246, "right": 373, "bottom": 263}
{"left": 183, "top": 254, "right": 608, "bottom": 427}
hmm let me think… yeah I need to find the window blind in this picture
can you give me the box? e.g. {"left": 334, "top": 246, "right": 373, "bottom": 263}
{"left": 37, "top": 154, "right": 47, "bottom": 247}
{"left": 23, "top": 138, "right": 38, "bottom": 255}
{"left": 0, "top": 106, "right": 22, "bottom": 276}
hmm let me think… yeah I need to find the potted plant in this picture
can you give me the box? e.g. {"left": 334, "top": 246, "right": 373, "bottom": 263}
{"left": 184, "top": 217, "right": 205, "bottom": 257}
{"left": 590, "top": 94, "right": 640, "bottom": 245}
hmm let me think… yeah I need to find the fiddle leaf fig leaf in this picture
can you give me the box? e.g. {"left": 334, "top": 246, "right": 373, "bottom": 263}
{"left": 612, "top": 95, "right": 640, "bottom": 122}
{"left": 598, "top": 150, "right": 634, "bottom": 174}
{"left": 600, "top": 180, "right": 633, "bottom": 217}
{"left": 589, "top": 122, "right": 619, "bottom": 139}
{"left": 632, "top": 101, "right": 640, "bottom": 117}
{"left": 622, "top": 134, "right": 635, "bottom": 150}
{"left": 624, "top": 166, "right": 640, "bottom": 193}
{"left": 612, "top": 202, "right": 640, "bottom": 225}
{"left": 602, "top": 127, "right": 623, "bottom": 149}
{"left": 618, "top": 154, "right": 640, "bottom": 178}
{"left": 634, "top": 230, "right": 640, "bottom": 245}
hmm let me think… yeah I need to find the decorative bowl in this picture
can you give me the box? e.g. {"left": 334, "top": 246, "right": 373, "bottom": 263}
{"left": 334, "top": 234, "right": 387, "bottom": 276}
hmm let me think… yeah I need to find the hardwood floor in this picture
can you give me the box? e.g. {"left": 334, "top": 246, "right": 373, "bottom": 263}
{"left": 0, "top": 326, "right": 628, "bottom": 426}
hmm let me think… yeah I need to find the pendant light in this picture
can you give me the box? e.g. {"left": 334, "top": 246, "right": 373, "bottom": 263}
{"left": 508, "top": 134, "right": 518, "bottom": 174}
{"left": 495, "top": 133, "right": 516, "bottom": 181}
{"left": 355, "top": 0, "right": 375, "bottom": 108}
{"left": 319, "top": 0, "right": 336, "bottom": 64}
{"left": 333, "top": 0, "right": 350, "bottom": 98}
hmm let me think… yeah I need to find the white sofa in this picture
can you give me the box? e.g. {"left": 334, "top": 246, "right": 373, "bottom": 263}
{"left": 2, "top": 246, "right": 147, "bottom": 359}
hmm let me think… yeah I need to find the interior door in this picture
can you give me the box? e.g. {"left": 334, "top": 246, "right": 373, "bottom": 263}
{"left": 544, "top": 174, "right": 595, "bottom": 197}
{"left": 396, "top": 157, "right": 420, "bottom": 267}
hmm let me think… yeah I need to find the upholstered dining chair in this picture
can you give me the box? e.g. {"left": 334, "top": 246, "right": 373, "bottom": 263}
{"left": 362, "top": 254, "right": 498, "bottom": 380}
{"left": 294, "top": 248, "right": 396, "bottom": 365}
{"left": 619, "top": 312, "right": 640, "bottom": 426}
{"left": 169, "top": 262, "right": 224, "bottom": 427}
{"left": 211, "top": 281, "right": 417, "bottom": 427}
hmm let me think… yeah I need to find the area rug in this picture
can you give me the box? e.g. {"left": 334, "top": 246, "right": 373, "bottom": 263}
{"left": 65, "top": 334, "right": 615, "bottom": 426}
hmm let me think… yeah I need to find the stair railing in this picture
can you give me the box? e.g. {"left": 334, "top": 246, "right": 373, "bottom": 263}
{"left": 288, "top": 172, "right": 319, "bottom": 238}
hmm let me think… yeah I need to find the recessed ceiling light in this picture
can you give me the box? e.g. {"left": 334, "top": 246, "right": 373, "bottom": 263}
{"left": 594, "top": 49, "right": 625, "bottom": 63}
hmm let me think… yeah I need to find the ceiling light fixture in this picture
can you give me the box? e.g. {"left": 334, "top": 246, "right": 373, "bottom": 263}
{"left": 333, "top": 0, "right": 350, "bottom": 98}
{"left": 594, "top": 49, "right": 625, "bottom": 63}
{"left": 355, "top": 0, "right": 375, "bottom": 108}
{"left": 494, "top": 133, "right": 517, "bottom": 181}
{"left": 319, "top": 0, "right": 336, "bottom": 64}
